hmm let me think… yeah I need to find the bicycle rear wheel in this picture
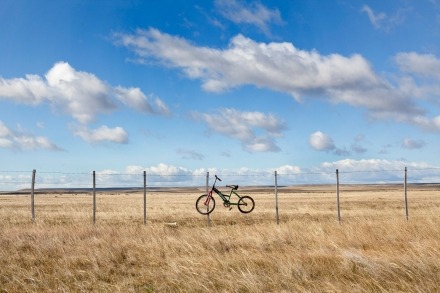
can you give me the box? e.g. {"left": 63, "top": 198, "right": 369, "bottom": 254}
{"left": 196, "top": 194, "right": 216, "bottom": 215}
{"left": 237, "top": 196, "right": 255, "bottom": 213}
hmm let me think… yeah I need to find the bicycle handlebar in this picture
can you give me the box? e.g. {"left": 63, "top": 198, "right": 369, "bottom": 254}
{"left": 215, "top": 175, "right": 222, "bottom": 182}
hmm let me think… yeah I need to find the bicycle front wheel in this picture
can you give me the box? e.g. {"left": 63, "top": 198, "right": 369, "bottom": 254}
{"left": 196, "top": 194, "right": 216, "bottom": 215}
{"left": 237, "top": 196, "right": 255, "bottom": 213}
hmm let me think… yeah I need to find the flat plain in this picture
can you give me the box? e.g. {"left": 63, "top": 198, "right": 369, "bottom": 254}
{"left": 1, "top": 184, "right": 440, "bottom": 292}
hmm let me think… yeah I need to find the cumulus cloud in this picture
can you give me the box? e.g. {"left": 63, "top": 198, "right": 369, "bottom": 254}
{"left": 309, "top": 131, "right": 352, "bottom": 156}
{"left": 315, "top": 158, "right": 436, "bottom": 183}
{"left": 0, "top": 121, "right": 62, "bottom": 151}
{"left": 115, "top": 29, "right": 385, "bottom": 98}
{"left": 114, "top": 28, "right": 440, "bottom": 133}
{"left": 191, "top": 108, "right": 286, "bottom": 152}
{"left": 0, "top": 62, "right": 170, "bottom": 143}
{"left": 392, "top": 52, "right": 440, "bottom": 131}
{"left": 272, "top": 164, "right": 301, "bottom": 174}
{"left": 309, "top": 131, "right": 335, "bottom": 151}
{"left": 395, "top": 52, "right": 440, "bottom": 79}
{"left": 0, "top": 62, "right": 115, "bottom": 123}
{"left": 114, "top": 86, "right": 170, "bottom": 116}
{"left": 214, "top": 0, "right": 283, "bottom": 35}
{"left": 320, "top": 158, "right": 401, "bottom": 171}
{"left": 71, "top": 125, "right": 128, "bottom": 144}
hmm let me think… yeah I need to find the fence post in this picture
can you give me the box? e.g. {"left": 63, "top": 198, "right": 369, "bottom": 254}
{"left": 275, "top": 171, "right": 279, "bottom": 225}
{"left": 31, "top": 169, "right": 36, "bottom": 223}
{"left": 143, "top": 171, "right": 147, "bottom": 225}
{"left": 336, "top": 169, "right": 341, "bottom": 224}
{"left": 206, "top": 172, "right": 211, "bottom": 226}
{"left": 93, "top": 171, "right": 96, "bottom": 225}
{"left": 404, "top": 167, "right": 408, "bottom": 221}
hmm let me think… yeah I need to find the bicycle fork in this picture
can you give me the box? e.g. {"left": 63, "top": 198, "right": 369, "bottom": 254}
{"left": 204, "top": 191, "right": 213, "bottom": 206}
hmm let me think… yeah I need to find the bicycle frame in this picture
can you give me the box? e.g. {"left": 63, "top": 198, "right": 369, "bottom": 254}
{"left": 204, "top": 175, "right": 243, "bottom": 206}
{"left": 211, "top": 186, "right": 242, "bottom": 205}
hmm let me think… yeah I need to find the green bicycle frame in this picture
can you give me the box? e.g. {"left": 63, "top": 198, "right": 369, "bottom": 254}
{"left": 211, "top": 186, "right": 242, "bottom": 205}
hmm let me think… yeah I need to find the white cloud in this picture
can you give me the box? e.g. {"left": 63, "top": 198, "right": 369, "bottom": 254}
{"left": 309, "top": 131, "right": 352, "bottom": 156}
{"left": 0, "top": 122, "right": 11, "bottom": 137}
{"left": 114, "top": 29, "right": 422, "bottom": 115}
{"left": 361, "top": 5, "right": 409, "bottom": 31}
{"left": 314, "top": 158, "right": 436, "bottom": 183}
{"left": 114, "top": 86, "right": 170, "bottom": 116}
{"left": 272, "top": 164, "right": 301, "bottom": 175}
{"left": 395, "top": 52, "right": 440, "bottom": 79}
{"left": 72, "top": 125, "right": 128, "bottom": 144}
{"left": 144, "top": 163, "right": 194, "bottom": 184}
{"left": 115, "top": 29, "right": 381, "bottom": 97}
{"left": 44, "top": 62, "right": 115, "bottom": 123}
{"left": 0, "top": 121, "right": 62, "bottom": 151}
{"left": 320, "top": 158, "right": 405, "bottom": 172}
{"left": 148, "top": 163, "right": 190, "bottom": 176}
{"left": 392, "top": 52, "right": 440, "bottom": 131}
{"left": 191, "top": 108, "right": 286, "bottom": 152}
{"left": 153, "top": 97, "right": 171, "bottom": 116}
{"left": 361, "top": 5, "right": 386, "bottom": 29}
{"left": 0, "top": 62, "right": 170, "bottom": 124}
{"left": 402, "top": 138, "right": 426, "bottom": 149}
{"left": 309, "top": 131, "right": 335, "bottom": 151}
{"left": 214, "top": 0, "right": 283, "bottom": 35}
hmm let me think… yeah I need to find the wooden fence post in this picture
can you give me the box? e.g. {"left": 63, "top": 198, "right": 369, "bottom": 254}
{"left": 143, "top": 171, "right": 147, "bottom": 225}
{"left": 31, "top": 169, "right": 36, "bottom": 223}
{"left": 206, "top": 172, "right": 211, "bottom": 226}
{"left": 404, "top": 167, "right": 408, "bottom": 221}
{"left": 336, "top": 169, "right": 341, "bottom": 224}
{"left": 275, "top": 171, "right": 279, "bottom": 225}
{"left": 93, "top": 171, "right": 96, "bottom": 224}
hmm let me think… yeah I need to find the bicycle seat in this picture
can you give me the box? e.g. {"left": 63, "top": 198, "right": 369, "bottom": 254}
{"left": 226, "top": 185, "right": 239, "bottom": 190}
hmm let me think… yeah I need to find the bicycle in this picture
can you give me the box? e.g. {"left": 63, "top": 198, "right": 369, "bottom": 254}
{"left": 195, "top": 175, "right": 255, "bottom": 215}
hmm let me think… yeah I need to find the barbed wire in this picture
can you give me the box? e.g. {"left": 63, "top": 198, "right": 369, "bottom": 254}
{"left": 0, "top": 170, "right": 33, "bottom": 173}
{"left": 1, "top": 166, "right": 440, "bottom": 177}
{"left": 38, "top": 171, "right": 91, "bottom": 175}
{"left": 1, "top": 167, "right": 440, "bottom": 192}
{"left": 0, "top": 181, "right": 32, "bottom": 184}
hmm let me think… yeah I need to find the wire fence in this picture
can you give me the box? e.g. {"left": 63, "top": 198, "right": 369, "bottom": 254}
{"left": 1, "top": 167, "right": 440, "bottom": 225}
{"left": 2, "top": 166, "right": 440, "bottom": 191}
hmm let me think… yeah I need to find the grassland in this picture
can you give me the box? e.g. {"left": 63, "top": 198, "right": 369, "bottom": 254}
{"left": 1, "top": 184, "right": 440, "bottom": 292}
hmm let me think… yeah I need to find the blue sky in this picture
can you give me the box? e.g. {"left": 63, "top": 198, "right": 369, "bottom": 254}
{"left": 1, "top": 0, "right": 440, "bottom": 187}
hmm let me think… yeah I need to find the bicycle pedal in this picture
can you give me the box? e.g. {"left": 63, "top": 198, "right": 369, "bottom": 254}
{"left": 229, "top": 207, "right": 233, "bottom": 211}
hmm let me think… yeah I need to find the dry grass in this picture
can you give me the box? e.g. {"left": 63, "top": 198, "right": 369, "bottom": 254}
{"left": 1, "top": 185, "right": 440, "bottom": 292}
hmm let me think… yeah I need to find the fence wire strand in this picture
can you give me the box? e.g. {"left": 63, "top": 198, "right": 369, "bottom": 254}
{"left": 1, "top": 167, "right": 440, "bottom": 192}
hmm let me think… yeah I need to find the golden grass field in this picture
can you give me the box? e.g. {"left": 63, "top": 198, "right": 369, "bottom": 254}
{"left": 1, "top": 184, "right": 440, "bottom": 292}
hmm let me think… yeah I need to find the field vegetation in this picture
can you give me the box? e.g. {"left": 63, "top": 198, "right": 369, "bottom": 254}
{"left": 1, "top": 184, "right": 440, "bottom": 292}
